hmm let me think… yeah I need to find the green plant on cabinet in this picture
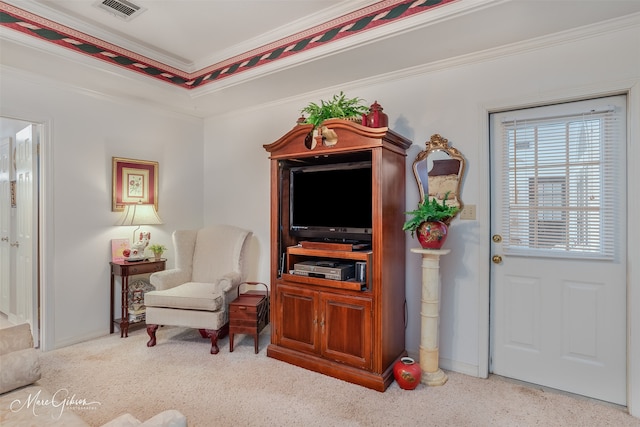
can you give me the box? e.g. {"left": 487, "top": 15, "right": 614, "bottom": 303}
{"left": 300, "top": 91, "right": 369, "bottom": 128}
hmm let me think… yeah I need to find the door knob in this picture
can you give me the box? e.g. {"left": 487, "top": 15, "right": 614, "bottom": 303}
{"left": 10, "top": 241, "right": 19, "bottom": 247}
{"left": 492, "top": 255, "right": 502, "bottom": 264}
{"left": 1, "top": 237, "right": 8, "bottom": 242}
{"left": 492, "top": 234, "right": 502, "bottom": 243}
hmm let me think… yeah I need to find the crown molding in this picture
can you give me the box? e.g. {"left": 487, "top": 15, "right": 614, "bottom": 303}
{"left": 1, "top": 0, "right": 460, "bottom": 90}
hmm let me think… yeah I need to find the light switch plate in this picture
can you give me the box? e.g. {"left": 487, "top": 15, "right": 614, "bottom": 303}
{"left": 460, "top": 204, "right": 476, "bottom": 220}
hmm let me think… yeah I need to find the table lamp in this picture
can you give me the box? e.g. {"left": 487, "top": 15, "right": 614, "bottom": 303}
{"left": 115, "top": 202, "right": 163, "bottom": 261}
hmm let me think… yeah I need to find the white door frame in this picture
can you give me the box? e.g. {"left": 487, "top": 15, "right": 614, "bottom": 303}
{"left": 39, "top": 118, "right": 53, "bottom": 352}
{"left": 477, "top": 81, "right": 639, "bottom": 417}
{"left": 0, "top": 113, "right": 53, "bottom": 352}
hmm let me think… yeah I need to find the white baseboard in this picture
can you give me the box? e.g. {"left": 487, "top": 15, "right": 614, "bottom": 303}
{"left": 405, "top": 351, "right": 481, "bottom": 378}
{"left": 439, "top": 357, "right": 481, "bottom": 377}
{"left": 51, "top": 330, "right": 111, "bottom": 351}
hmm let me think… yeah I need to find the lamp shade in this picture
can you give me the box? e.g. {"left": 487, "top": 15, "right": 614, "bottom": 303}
{"left": 115, "top": 203, "right": 163, "bottom": 226}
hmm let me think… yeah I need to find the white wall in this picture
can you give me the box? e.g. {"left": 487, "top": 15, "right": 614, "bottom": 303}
{"left": 0, "top": 70, "right": 204, "bottom": 347}
{"left": 203, "top": 22, "right": 640, "bottom": 377}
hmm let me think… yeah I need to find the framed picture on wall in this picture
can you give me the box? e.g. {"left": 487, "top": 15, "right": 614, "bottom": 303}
{"left": 112, "top": 157, "right": 158, "bottom": 212}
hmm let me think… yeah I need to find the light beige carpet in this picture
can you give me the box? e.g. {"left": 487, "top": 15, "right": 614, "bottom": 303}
{"left": 35, "top": 326, "right": 638, "bottom": 427}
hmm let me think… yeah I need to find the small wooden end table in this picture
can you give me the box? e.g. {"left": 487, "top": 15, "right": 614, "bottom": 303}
{"left": 110, "top": 259, "right": 166, "bottom": 337}
{"left": 229, "top": 282, "right": 269, "bottom": 354}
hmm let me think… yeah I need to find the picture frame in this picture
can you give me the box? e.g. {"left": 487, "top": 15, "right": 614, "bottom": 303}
{"left": 111, "top": 238, "right": 130, "bottom": 262}
{"left": 112, "top": 157, "right": 158, "bottom": 212}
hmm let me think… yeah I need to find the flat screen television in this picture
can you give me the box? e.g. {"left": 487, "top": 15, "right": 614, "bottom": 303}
{"left": 289, "top": 161, "right": 372, "bottom": 241}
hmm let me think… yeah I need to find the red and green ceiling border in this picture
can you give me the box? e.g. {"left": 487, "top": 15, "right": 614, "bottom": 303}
{"left": 0, "top": 0, "right": 456, "bottom": 90}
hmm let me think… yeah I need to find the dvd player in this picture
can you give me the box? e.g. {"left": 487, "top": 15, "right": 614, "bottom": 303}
{"left": 293, "top": 260, "right": 355, "bottom": 281}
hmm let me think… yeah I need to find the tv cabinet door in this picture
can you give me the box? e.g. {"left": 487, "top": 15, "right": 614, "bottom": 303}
{"left": 320, "top": 292, "right": 372, "bottom": 370}
{"left": 276, "top": 284, "right": 319, "bottom": 354}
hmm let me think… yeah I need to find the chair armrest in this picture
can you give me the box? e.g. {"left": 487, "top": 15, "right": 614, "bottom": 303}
{"left": 214, "top": 272, "right": 242, "bottom": 294}
{"left": 150, "top": 269, "right": 191, "bottom": 291}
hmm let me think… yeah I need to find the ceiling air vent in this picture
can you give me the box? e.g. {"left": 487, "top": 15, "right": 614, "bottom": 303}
{"left": 94, "top": 0, "right": 147, "bottom": 21}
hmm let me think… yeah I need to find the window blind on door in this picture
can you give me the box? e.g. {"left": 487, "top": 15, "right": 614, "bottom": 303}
{"left": 500, "top": 105, "right": 620, "bottom": 259}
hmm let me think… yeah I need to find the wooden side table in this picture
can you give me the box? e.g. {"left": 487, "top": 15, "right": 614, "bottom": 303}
{"left": 229, "top": 282, "right": 269, "bottom": 353}
{"left": 110, "top": 259, "right": 165, "bottom": 337}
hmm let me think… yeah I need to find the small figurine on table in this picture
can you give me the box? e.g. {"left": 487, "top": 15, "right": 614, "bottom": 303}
{"left": 127, "top": 232, "right": 150, "bottom": 261}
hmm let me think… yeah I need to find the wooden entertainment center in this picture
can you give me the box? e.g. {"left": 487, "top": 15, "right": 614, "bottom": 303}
{"left": 263, "top": 119, "right": 412, "bottom": 391}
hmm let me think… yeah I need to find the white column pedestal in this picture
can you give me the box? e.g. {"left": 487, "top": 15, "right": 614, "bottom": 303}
{"left": 411, "top": 248, "right": 450, "bottom": 386}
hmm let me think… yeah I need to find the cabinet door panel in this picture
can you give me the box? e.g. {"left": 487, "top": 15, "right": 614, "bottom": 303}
{"left": 321, "top": 293, "right": 372, "bottom": 369}
{"left": 277, "top": 284, "right": 319, "bottom": 353}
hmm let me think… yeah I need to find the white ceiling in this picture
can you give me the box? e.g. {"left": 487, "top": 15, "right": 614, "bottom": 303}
{"left": 1, "top": 0, "right": 640, "bottom": 121}
{"left": 26, "top": 0, "right": 354, "bottom": 71}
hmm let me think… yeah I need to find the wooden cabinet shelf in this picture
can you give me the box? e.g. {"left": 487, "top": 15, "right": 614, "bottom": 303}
{"left": 285, "top": 246, "right": 372, "bottom": 291}
{"left": 263, "top": 120, "right": 411, "bottom": 391}
{"left": 281, "top": 273, "right": 365, "bottom": 292}
{"left": 287, "top": 245, "right": 372, "bottom": 260}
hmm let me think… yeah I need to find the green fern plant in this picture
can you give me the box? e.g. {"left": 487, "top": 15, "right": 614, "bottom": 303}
{"left": 300, "top": 92, "right": 369, "bottom": 128}
{"left": 402, "top": 192, "right": 460, "bottom": 237}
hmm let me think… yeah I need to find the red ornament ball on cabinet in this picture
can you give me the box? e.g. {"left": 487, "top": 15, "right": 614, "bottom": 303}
{"left": 393, "top": 357, "right": 422, "bottom": 390}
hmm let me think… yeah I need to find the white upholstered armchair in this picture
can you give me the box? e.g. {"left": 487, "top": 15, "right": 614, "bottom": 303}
{"left": 144, "top": 225, "right": 252, "bottom": 354}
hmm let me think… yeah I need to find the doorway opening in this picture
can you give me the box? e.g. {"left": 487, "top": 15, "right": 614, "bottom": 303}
{"left": 0, "top": 116, "right": 42, "bottom": 347}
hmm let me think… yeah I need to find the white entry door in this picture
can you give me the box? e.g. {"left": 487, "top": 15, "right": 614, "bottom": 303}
{"left": 489, "top": 96, "right": 627, "bottom": 405}
{"left": 15, "top": 125, "right": 39, "bottom": 344}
